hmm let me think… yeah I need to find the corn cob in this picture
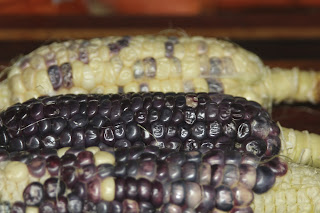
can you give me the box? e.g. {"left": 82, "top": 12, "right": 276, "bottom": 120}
{"left": 0, "top": 92, "right": 320, "bottom": 169}
{"left": 0, "top": 35, "right": 319, "bottom": 111}
{"left": 0, "top": 92, "right": 281, "bottom": 159}
{"left": 0, "top": 145, "right": 318, "bottom": 213}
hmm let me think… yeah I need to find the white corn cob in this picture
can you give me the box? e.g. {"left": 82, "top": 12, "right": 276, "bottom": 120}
{"left": 0, "top": 35, "right": 319, "bottom": 111}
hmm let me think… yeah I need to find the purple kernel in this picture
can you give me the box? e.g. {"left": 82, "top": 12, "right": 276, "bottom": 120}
{"left": 27, "top": 156, "right": 46, "bottom": 177}
{"left": 23, "top": 182, "right": 44, "bottom": 206}
{"left": 48, "top": 65, "right": 63, "bottom": 90}
{"left": 253, "top": 166, "right": 276, "bottom": 194}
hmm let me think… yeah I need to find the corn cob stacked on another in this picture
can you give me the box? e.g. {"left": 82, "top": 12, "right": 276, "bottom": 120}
{"left": 0, "top": 35, "right": 319, "bottom": 111}
{"left": 0, "top": 92, "right": 320, "bottom": 212}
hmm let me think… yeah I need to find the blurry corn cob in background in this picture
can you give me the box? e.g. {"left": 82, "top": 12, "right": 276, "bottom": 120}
{"left": 0, "top": 35, "right": 319, "bottom": 111}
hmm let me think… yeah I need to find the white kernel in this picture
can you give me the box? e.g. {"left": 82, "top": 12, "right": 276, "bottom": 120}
{"left": 89, "top": 60, "right": 104, "bottom": 85}
{"left": 140, "top": 40, "right": 154, "bottom": 58}
{"left": 193, "top": 78, "right": 209, "bottom": 92}
{"left": 119, "top": 47, "right": 138, "bottom": 67}
{"left": 148, "top": 79, "right": 161, "bottom": 91}
{"left": 35, "top": 45, "right": 50, "bottom": 55}
{"left": 0, "top": 83, "right": 11, "bottom": 110}
{"left": 22, "top": 68, "right": 36, "bottom": 90}
{"left": 23, "top": 90, "right": 39, "bottom": 102}
{"left": 30, "top": 54, "right": 46, "bottom": 70}
{"left": 69, "top": 87, "right": 88, "bottom": 94}
{"left": 174, "top": 43, "right": 185, "bottom": 60}
{"left": 124, "top": 82, "right": 139, "bottom": 93}
{"left": 58, "top": 147, "right": 70, "bottom": 158}
{"left": 103, "top": 62, "right": 117, "bottom": 84}
{"left": 8, "top": 66, "right": 22, "bottom": 78}
{"left": 90, "top": 85, "right": 106, "bottom": 94}
{"left": 110, "top": 56, "right": 123, "bottom": 74}
{"left": 8, "top": 74, "right": 25, "bottom": 95}
{"left": 182, "top": 56, "right": 200, "bottom": 80}
{"left": 67, "top": 49, "right": 78, "bottom": 62}
{"left": 56, "top": 49, "right": 69, "bottom": 65}
{"left": 72, "top": 60, "right": 84, "bottom": 87}
{"left": 104, "top": 85, "right": 118, "bottom": 94}
{"left": 26, "top": 206, "right": 39, "bottom": 213}
{"left": 156, "top": 57, "right": 170, "bottom": 80}
{"left": 117, "top": 67, "right": 133, "bottom": 86}
{"left": 4, "top": 161, "right": 28, "bottom": 182}
{"left": 82, "top": 64, "right": 96, "bottom": 90}
{"left": 86, "top": 146, "right": 100, "bottom": 154}
{"left": 170, "top": 78, "right": 183, "bottom": 92}
{"left": 160, "top": 80, "right": 173, "bottom": 93}
{"left": 87, "top": 44, "right": 100, "bottom": 61}
{"left": 98, "top": 46, "right": 110, "bottom": 61}
{"left": 34, "top": 69, "right": 54, "bottom": 96}
{"left": 184, "top": 42, "right": 198, "bottom": 57}
{"left": 94, "top": 151, "right": 115, "bottom": 166}
{"left": 101, "top": 177, "right": 115, "bottom": 201}
{"left": 153, "top": 41, "right": 165, "bottom": 58}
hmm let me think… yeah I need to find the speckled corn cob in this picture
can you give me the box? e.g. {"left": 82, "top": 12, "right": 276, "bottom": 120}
{"left": 1, "top": 35, "right": 319, "bottom": 111}
{"left": 0, "top": 145, "right": 318, "bottom": 213}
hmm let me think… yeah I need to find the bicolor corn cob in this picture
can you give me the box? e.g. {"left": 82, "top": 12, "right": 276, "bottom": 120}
{"left": 0, "top": 145, "right": 319, "bottom": 213}
{"left": 0, "top": 92, "right": 320, "bottom": 169}
{"left": 1, "top": 35, "right": 319, "bottom": 111}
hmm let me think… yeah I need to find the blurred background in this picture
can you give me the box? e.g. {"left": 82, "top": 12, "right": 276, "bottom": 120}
{"left": 0, "top": 0, "right": 320, "bottom": 132}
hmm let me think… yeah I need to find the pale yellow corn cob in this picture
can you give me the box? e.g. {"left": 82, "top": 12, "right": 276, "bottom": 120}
{"left": 280, "top": 124, "right": 320, "bottom": 168}
{"left": 0, "top": 148, "right": 319, "bottom": 213}
{"left": 1, "top": 35, "right": 319, "bottom": 111}
{"left": 251, "top": 162, "right": 320, "bottom": 213}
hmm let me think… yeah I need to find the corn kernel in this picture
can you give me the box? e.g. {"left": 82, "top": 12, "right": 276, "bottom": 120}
{"left": 71, "top": 61, "right": 83, "bottom": 87}
{"left": 117, "top": 67, "right": 133, "bottom": 86}
{"left": 101, "top": 177, "right": 115, "bottom": 201}
{"left": 34, "top": 69, "right": 54, "bottom": 96}
{"left": 4, "top": 161, "right": 28, "bottom": 182}
{"left": 124, "top": 82, "right": 139, "bottom": 93}
{"left": 94, "top": 151, "right": 115, "bottom": 166}
{"left": 156, "top": 57, "right": 170, "bottom": 80}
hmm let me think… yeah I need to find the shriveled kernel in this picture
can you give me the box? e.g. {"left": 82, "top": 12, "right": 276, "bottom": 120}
{"left": 94, "top": 151, "right": 115, "bottom": 166}
{"left": 101, "top": 177, "right": 115, "bottom": 201}
{"left": 57, "top": 147, "right": 70, "bottom": 158}
{"left": 5, "top": 161, "right": 29, "bottom": 182}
